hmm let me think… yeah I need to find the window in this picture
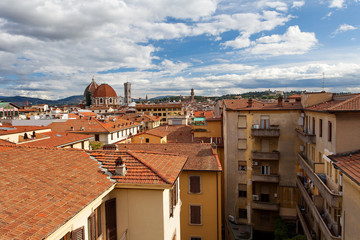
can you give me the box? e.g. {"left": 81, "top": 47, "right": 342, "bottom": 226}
{"left": 109, "top": 98, "right": 112, "bottom": 103}
{"left": 238, "top": 208, "right": 247, "bottom": 219}
{"left": 261, "top": 166, "right": 270, "bottom": 175}
{"left": 238, "top": 164, "right": 246, "bottom": 172}
{"left": 88, "top": 206, "right": 102, "bottom": 240}
{"left": 169, "top": 180, "right": 179, "bottom": 217}
{"left": 328, "top": 121, "right": 332, "bottom": 142}
{"left": 319, "top": 119, "right": 323, "bottom": 137}
{"left": 260, "top": 194, "right": 270, "bottom": 202}
{"left": 72, "top": 227, "right": 84, "bottom": 240}
{"left": 117, "top": 131, "right": 119, "bottom": 138}
{"left": 260, "top": 115, "right": 270, "bottom": 129}
{"left": 190, "top": 205, "right": 202, "bottom": 224}
{"left": 95, "top": 134, "right": 99, "bottom": 141}
{"left": 312, "top": 117, "right": 315, "bottom": 134}
{"left": 145, "top": 138, "right": 149, "bottom": 143}
{"left": 238, "top": 184, "right": 247, "bottom": 197}
{"left": 100, "top": 98, "right": 103, "bottom": 104}
{"left": 189, "top": 175, "right": 201, "bottom": 193}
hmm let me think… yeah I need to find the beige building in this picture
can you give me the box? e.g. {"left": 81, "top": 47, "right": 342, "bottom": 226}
{"left": 222, "top": 97, "right": 302, "bottom": 238}
{"left": 295, "top": 93, "right": 360, "bottom": 240}
{"left": 135, "top": 103, "right": 183, "bottom": 125}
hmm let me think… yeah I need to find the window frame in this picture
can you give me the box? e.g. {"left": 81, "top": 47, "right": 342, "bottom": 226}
{"left": 261, "top": 165, "right": 270, "bottom": 175}
{"left": 319, "top": 119, "right": 323, "bottom": 137}
{"left": 189, "top": 205, "right": 202, "bottom": 225}
{"left": 328, "top": 121, "right": 332, "bottom": 142}
{"left": 189, "top": 175, "right": 201, "bottom": 194}
{"left": 238, "top": 208, "right": 247, "bottom": 219}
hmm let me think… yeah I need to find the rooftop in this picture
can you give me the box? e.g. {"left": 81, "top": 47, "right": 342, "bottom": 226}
{"left": 224, "top": 99, "right": 302, "bottom": 111}
{"left": 306, "top": 94, "right": 360, "bottom": 112}
{"left": 116, "top": 143, "right": 222, "bottom": 171}
{"left": 331, "top": 150, "right": 360, "bottom": 186}
{"left": 0, "top": 145, "right": 113, "bottom": 239}
{"left": 0, "top": 125, "right": 49, "bottom": 136}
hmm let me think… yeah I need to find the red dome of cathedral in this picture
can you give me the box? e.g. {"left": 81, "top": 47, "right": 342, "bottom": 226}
{"left": 84, "top": 77, "right": 99, "bottom": 97}
{"left": 93, "top": 84, "right": 117, "bottom": 98}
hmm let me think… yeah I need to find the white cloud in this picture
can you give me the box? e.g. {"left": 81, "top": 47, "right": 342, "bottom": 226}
{"left": 248, "top": 25, "right": 318, "bottom": 56}
{"left": 329, "top": 0, "right": 345, "bottom": 8}
{"left": 292, "top": 1, "right": 305, "bottom": 8}
{"left": 332, "top": 24, "right": 358, "bottom": 35}
{"left": 265, "top": 1, "right": 288, "bottom": 12}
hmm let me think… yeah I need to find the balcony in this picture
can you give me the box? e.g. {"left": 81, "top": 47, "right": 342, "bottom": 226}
{"left": 252, "top": 151, "right": 280, "bottom": 161}
{"left": 296, "top": 205, "right": 315, "bottom": 240}
{"left": 252, "top": 174, "right": 279, "bottom": 183}
{"left": 252, "top": 201, "right": 280, "bottom": 211}
{"left": 296, "top": 177, "right": 341, "bottom": 240}
{"left": 297, "top": 152, "right": 341, "bottom": 207}
{"left": 296, "top": 128, "right": 316, "bottom": 144}
{"left": 251, "top": 127, "right": 280, "bottom": 137}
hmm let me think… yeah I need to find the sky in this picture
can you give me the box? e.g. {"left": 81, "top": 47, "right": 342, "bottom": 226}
{"left": 0, "top": 0, "right": 359, "bottom": 100}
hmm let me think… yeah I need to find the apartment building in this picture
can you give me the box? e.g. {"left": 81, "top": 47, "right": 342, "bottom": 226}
{"left": 222, "top": 97, "right": 302, "bottom": 238}
{"left": 135, "top": 103, "right": 183, "bottom": 125}
{"left": 0, "top": 145, "right": 187, "bottom": 240}
{"left": 295, "top": 93, "right": 360, "bottom": 240}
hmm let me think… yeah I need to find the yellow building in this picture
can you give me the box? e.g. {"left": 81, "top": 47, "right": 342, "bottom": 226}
{"left": 116, "top": 143, "right": 222, "bottom": 240}
{"left": 135, "top": 103, "right": 184, "bottom": 125}
{"left": 131, "top": 127, "right": 168, "bottom": 143}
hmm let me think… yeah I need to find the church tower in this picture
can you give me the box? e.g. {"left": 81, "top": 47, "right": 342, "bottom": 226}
{"left": 124, "top": 82, "right": 131, "bottom": 105}
{"left": 191, "top": 88, "right": 195, "bottom": 102}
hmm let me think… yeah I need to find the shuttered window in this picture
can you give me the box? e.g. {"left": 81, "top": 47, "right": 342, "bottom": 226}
{"left": 71, "top": 227, "right": 84, "bottom": 240}
{"left": 88, "top": 206, "right": 102, "bottom": 240}
{"left": 190, "top": 205, "right": 202, "bottom": 225}
{"left": 189, "top": 175, "right": 201, "bottom": 194}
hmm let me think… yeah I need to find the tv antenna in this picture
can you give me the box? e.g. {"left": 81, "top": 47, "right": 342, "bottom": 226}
{"left": 322, "top": 72, "right": 325, "bottom": 91}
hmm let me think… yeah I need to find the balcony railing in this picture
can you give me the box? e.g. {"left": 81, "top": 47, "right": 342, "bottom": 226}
{"left": 297, "top": 152, "right": 341, "bottom": 207}
{"left": 251, "top": 125, "right": 280, "bottom": 137}
{"left": 252, "top": 151, "right": 280, "bottom": 161}
{"left": 252, "top": 174, "right": 279, "bottom": 183}
{"left": 296, "top": 177, "right": 341, "bottom": 240}
{"left": 252, "top": 201, "right": 280, "bottom": 211}
{"left": 296, "top": 205, "right": 314, "bottom": 240}
{"left": 295, "top": 128, "right": 316, "bottom": 144}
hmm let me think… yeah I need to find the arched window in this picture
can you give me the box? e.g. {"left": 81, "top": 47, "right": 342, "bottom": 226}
{"left": 100, "top": 98, "right": 103, "bottom": 104}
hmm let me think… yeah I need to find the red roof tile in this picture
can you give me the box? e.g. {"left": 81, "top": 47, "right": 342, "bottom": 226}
{"left": 93, "top": 84, "right": 117, "bottom": 98}
{"left": 90, "top": 150, "right": 188, "bottom": 184}
{"left": 224, "top": 99, "right": 302, "bottom": 111}
{"left": 116, "top": 143, "right": 222, "bottom": 171}
{"left": 331, "top": 150, "right": 360, "bottom": 185}
{"left": 0, "top": 126, "right": 49, "bottom": 136}
{"left": 21, "top": 131, "right": 92, "bottom": 148}
{"left": 306, "top": 94, "right": 360, "bottom": 112}
{"left": 0, "top": 145, "right": 113, "bottom": 239}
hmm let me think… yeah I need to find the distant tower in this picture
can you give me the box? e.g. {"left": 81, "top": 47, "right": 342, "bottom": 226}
{"left": 145, "top": 95, "right": 148, "bottom": 103}
{"left": 191, "top": 88, "right": 195, "bottom": 102}
{"left": 124, "top": 82, "right": 131, "bottom": 105}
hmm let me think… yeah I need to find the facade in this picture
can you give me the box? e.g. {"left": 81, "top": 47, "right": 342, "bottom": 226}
{"left": 0, "top": 145, "right": 187, "bottom": 240}
{"left": 124, "top": 82, "right": 131, "bottom": 105}
{"left": 0, "top": 102, "right": 19, "bottom": 119}
{"left": 116, "top": 143, "right": 222, "bottom": 240}
{"left": 222, "top": 98, "right": 302, "bottom": 238}
{"left": 295, "top": 93, "right": 360, "bottom": 240}
{"left": 117, "top": 113, "right": 161, "bottom": 131}
{"left": 135, "top": 103, "right": 184, "bottom": 125}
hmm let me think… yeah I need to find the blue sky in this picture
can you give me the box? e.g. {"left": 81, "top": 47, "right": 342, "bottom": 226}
{"left": 0, "top": 0, "right": 359, "bottom": 99}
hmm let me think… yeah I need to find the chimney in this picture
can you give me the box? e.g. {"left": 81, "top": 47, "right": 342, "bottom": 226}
{"left": 115, "top": 156, "right": 127, "bottom": 176}
{"left": 103, "top": 144, "right": 118, "bottom": 150}
{"left": 247, "top": 98, "right": 253, "bottom": 108}
{"left": 278, "top": 96, "right": 283, "bottom": 107}
{"left": 139, "top": 98, "right": 142, "bottom": 104}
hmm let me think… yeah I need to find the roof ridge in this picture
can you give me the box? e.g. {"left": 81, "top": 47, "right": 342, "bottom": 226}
{"left": 0, "top": 143, "right": 86, "bottom": 152}
{"left": 328, "top": 94, "right": 360, "bottom": 110}
{"left": 94, "top": 118, "right": 111, "bottom": 133}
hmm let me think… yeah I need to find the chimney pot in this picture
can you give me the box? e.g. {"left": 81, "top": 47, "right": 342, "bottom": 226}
{"left": 247, "top": 98, "right": 253, "bottom": 107}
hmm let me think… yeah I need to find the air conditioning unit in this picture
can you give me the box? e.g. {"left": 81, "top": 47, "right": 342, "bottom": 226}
{"left": 301, "top": 113, "right": 305, "bottom": 117}
{"left": 253, "top": 195, "right": 259, "bottom": 201}
{"left": 253, "top": 124, "right": 259, "bottom": 129}
{"left": 228, "top": 215, "right": 236, "bottom": 223}
{"left": 300, "top": 145, "right": 305, "bottom": 151}
{"left": 252, "top": 161, "right": 258, "bottom": 166}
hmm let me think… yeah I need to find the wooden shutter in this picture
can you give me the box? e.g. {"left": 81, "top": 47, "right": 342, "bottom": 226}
{"left": 190, "top": 176, "right": 200, "bottom": 193}
{"left": 190, "top": 205, "right": 201, "bottom": 224}
{"left": 71, "top": 227, "right": 84, "bottom": 240}
{"left": 105, "top": 199, "right": 117, "bottom": 240}
{"left": 88, "top": 212, "right": 96, "bottom": 240}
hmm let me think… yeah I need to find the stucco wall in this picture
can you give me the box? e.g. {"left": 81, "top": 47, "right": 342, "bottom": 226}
{"left": 342, "top": 175, "right": 360, "bottom": 240}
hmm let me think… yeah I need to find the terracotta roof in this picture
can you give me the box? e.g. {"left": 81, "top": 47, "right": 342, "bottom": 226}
{"left": 331, "top": 150, "right": 360, "bottom": 185}
{"left": 135, "top": 103, "right": 183, "bottom": 109}
{"left": 0, "top": 145, "right": 113, "bottom": 239}
{"left": 135, "top": 125, "right": 193, "bottom": 142}
{"left": 116, "top": 143, "right": 222, "bottom": 171}
{"left": 117, "top": 113, "right": 160, "bottom": 123}
{"left": 193, "top": 110, "right": 215, "bottom": 118}
{"left": 224, "top": 99, "right": 302, "bottom": 111}
{"left": 79, "top": 111, "right": 98, "bottom": 117}
{"left": 21, "top": 131, "right": 92, "bottom": 148}
{"left": 288, "top": 94, "right": 301, "bottom": 99}
{"left": 84, "top": 77, "right": 99, "bottom": 96}
{"left": 93, "top": 84, "right": 117, "bottom": 98}
{"left": 306, "top": 94, "right": 360, "bottom": 112}
{"left": 90, "top": 150, "right": 187, "bottom": 184}
{"left": 48, "top": 118, "right": 139, "bottom": 133}
{"left": 0, "top": 126, "right": 49, "bottom": 136}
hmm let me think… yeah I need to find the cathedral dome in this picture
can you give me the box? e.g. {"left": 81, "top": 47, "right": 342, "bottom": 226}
{"left": 84, "top": 77, "right": 99, "bottom": 97}
{"left": 93, "top": 84, "right": 117, "bottom": 98}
